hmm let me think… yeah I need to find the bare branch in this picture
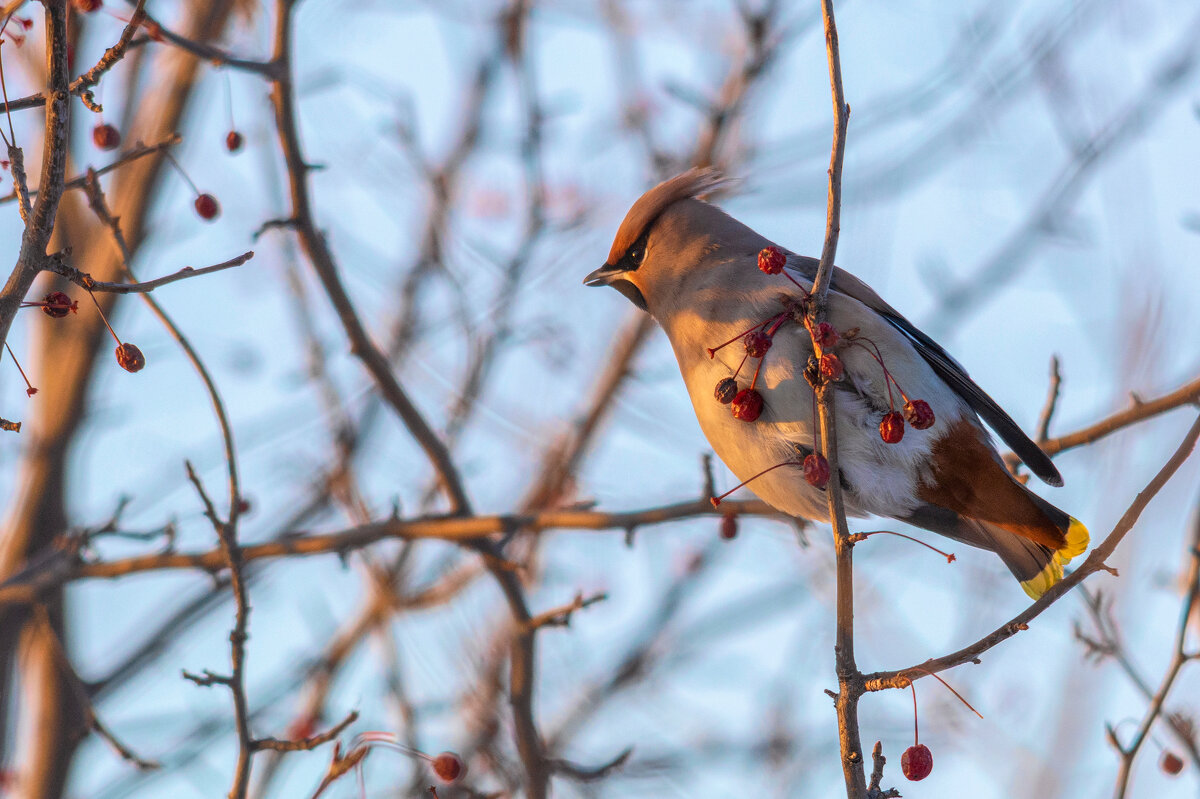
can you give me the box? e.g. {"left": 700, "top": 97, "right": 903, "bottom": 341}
{"left": 44, "top": 249, "right": 254, "bottom": 295}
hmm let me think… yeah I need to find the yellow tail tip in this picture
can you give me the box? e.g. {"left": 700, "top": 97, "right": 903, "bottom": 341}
{"left": 1020, "top": 559, "right": 1064, "bottom": 599}
{"left": 1020, "top": 517, "right": 1090, "bottom": 599}
{"left": 1058, "top": 517, "right": 1090, "bottom": 562}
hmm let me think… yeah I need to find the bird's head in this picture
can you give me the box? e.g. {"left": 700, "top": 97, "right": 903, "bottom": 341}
{"left": 585, "top": 169, "right": 754, "bottom": 315}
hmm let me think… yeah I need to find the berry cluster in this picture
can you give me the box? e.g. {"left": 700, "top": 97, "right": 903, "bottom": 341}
{"left": 707, "top": 247, "right": 937, "bottom": 506}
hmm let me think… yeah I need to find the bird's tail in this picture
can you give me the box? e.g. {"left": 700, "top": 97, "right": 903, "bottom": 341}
{"left": 904, "top": 500, "right": 1089, "bottom": 599}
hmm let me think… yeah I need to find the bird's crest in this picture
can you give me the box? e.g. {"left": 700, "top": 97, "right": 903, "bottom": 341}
{"left": 607, "top": 168, "right": 727, "bottom": 264}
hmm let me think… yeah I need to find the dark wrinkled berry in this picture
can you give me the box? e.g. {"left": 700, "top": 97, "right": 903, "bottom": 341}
{"left": 714, "top": 377, "right": 738, "bottom": 404}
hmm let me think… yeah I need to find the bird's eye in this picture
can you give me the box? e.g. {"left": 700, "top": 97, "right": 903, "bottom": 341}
{"left": 629, "top": 246, "right": 644, "bottom": 265}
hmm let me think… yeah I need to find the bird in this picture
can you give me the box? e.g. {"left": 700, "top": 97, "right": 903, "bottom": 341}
{"left": 584, "top": 169, "right": 1087, "bottom": 598}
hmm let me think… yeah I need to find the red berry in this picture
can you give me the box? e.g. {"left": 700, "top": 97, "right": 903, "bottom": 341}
{"left": 803, "top": 453, "right": 830, "bottom": 489}
{"left": 819, "top": 352, "right": 843, "bottom": 381}
{"left": 194, "top": 193, "right": 220, "bottom": 220}
{"left": 1161, "top": 751, "right": 1184, "bottom": 776}
{"left": 72, "top": 0, "right": 101, "bottom": 11}
{"left": 115, "top": 342, "right": 145, "bottom": 373}
{"left": 879, "top": 410, "right": 905, "bottom": 444}
{"left": 432, "top": 751, "right": 466, "bottom": 784}
{"left": 811, "top": 321, "right": 839, "bottom": 349}
{"left": 730, "top": 388, "right": 764, "bottom": 422}
{"left": 901, "top": 743, "right": 932, "bottom": 781}
{"left": 744, "top": 331, "right": 772, "bottom": 358}
{"left": 714, "top": 377, "right": 738, "bottom": 404}
{"left": 719, "top": 514, "right": 738, "bottom": 540}
{"left": 757, "top": 246, "right": 785, "bottom": 275}
{"left": 904, "top": 399, "right": 935, "bottom": 430}
{"left": 41, "top": 291, "right": 76, "bottom": 318}
{"left": 92, "top": 123, "right": 120, "bottom": 150}
{"left": 225, "top": 130, "right": 244, "bottom": 152}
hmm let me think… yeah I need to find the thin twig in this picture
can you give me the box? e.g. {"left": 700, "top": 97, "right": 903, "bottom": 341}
{"left": 44, "top": 249, "right": 254, "bottom": 294}
{"left": 184, "top": 462, "right": 253, "bottom": 798}
{"left": 1036, "top": 355, "right": 1062, "bottom": 442}
{"left": 811, "top": 2, "right": 865, "bottom": 797}
{"left": 254, "top": 710, "right": 358, "bottom": 753}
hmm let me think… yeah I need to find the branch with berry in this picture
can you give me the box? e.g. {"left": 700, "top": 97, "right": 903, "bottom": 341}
{"left": 706, "top": 245, "right": 937, "bottom": 503}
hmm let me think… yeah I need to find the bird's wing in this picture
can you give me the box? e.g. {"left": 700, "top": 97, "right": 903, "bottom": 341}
{"left": 786, "top": 257, "right": 1063, "bottom": 487}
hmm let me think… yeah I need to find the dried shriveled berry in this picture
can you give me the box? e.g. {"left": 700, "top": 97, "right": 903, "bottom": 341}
{"left": 432, "top": 751, "right": 466, "bottom": 784}
{"left": 730, "top": 388, "right": 763, "bottom": 422}
{"left": 803, "top": 453, "right": 830, "bottom": 489}
{"left": 879, "top": 410, "right": 905, "bottom": 444}
{"left": 719, "top": 514, "right": 738, "bottom": 540}
{"left": 225, "top": 130, "right": 244, "bottom": 152}
{"left": 194, "top": 193, "right": 220, "bottom": 220}
{"left": 115, "top": 342, "right": 145, "bottom": 373}
{"left": 819, "top": 352, "right": 844, "bottom": 381}
{"left": 744, "top": 331, "right": 772, "bottom": 358}
{"left": 803, "top": 356, "right": 821, "bottom": 388}
{"left": 1161, "top": 751, "right": 1184, "bottom": 776}
{"left": 757, "top": 246, "right": 785, "bottom": 275}
{"left": 811, "top": 321, "right": 839, "bottom": 349}
{"left": 72, "top": 0, "right": 101, "bottom": 12}
{"left": 41, "top": 291, "right": 77, "bottom": 318}
{"left": 904, "top": 399, "right": 935, "bottom": 430}
{"left": 901, "top": 743, "right": 932, "bottom": 781}
{"left": 714, "top": 377, "right": 738, "bottom": 404}
{"left": 92, "top": 123, "right": 121, "bottom": 151}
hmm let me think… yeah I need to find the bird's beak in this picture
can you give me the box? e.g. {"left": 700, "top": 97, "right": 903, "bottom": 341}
{"left": 583, "top": 263, "right": 626, "bottom": 287}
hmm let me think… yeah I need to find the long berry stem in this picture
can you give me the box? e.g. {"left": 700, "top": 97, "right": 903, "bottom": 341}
{"left": 5, "top": 341, "right": 35, "bottom": 395}
{"left": 86, "top": 289, "right": 123, "bottom": 345}
{"left": 910, "top": 681, "right": 919, "bottom": 745}
{"left": 711, "top": 459, "right": 803, "bottom": 506}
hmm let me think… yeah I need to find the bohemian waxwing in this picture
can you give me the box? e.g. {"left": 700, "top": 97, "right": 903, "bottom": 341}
{"left": 584, "top": 169, "right": 1087, "bottom": 598}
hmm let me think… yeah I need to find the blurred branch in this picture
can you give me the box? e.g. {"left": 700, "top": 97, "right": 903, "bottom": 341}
{"left": 1036, "top": 355, "right": 1062, "bottom": 443}
{"left": 1077, "top": 586, "right": 1200, "bottom": 770}
{"left": 1110, "top": 507, "right": 1200, "bottom": 798}
{"left": 253, "top": 710, "right": 358, "bottom": 753}
{"left": 34, "top": 607, "right": 159, "bottom": 772}
{"left": 266, "top": 0, "right": 472, "bottom": 518}
{"left": 0, "top": 497, "right": 777, "bottom": 603}
{"left": 928, "top": 11, "right": 1200, "bottom": 334}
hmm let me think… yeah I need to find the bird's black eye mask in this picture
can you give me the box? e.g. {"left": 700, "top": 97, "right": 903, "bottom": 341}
{"left": 583, "top": 230, "right": 650, "bottom": 310}
{"left": 615, "top": 231, "right": 649, "bottom": 272}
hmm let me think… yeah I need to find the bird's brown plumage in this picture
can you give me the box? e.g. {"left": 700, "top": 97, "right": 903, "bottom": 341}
{"left": 918, "top": 417, "right": 1066, "bottom": 551}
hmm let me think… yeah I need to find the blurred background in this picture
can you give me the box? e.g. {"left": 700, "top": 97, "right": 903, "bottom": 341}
{"left": 0, "top": 0, "right": 1198, "bottom": 797}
